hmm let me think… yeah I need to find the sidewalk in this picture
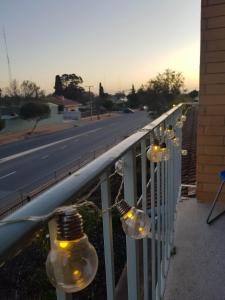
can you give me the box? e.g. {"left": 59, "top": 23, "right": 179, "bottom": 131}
{"left": 0, "top": 112, "right": 119, "bottom": 146}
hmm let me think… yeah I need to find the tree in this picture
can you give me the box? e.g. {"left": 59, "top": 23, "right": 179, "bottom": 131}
{"left": 137, "top": 69, "right": 185, "bottom": 113}
{"left": 5, "top": 80, "right": 20, "bottom": 98}
{"left": 0, "top": 118, "right": 5, "bottom": 131}
{"left": 20, "top": 80, "right": 45, "bottom": 99}
{"left": 149, "top": 69, "right": 184, "bottom": 98}
{"left": 127, "top": 84, "right": 139, "bottom": 108}
{"left": 54, "top": 75, "right": 63, "bottom": 96}
{"left": 188, "top": 89, "right": 198, "bottom": 99}
{"left": 58, "top": 73, "right": 85, "bottom": 101}
{"left": 114, "top": 91, "right": 126, "bottom": 100}
{"left": 99, "top": 82, "right": 105, "bottom": 97}
{"left": 20, "top": 102, "right": 50, "bottom": 134}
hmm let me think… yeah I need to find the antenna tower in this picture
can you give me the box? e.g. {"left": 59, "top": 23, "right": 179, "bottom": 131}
{"left": 3, "top": 27, "right": 12, "bottom": 85}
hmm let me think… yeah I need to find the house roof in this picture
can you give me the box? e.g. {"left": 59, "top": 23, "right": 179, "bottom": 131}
{"left": 48, "top": 96, "right": 80, "bottom": 107}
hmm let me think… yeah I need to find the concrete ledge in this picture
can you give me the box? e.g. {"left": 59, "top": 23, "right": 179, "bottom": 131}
{"left": 164, "top": 198, "right": 225, "bottom": 300}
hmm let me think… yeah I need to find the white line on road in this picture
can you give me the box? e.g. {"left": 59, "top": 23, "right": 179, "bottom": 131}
{"left": 41, "top": 155, "right": 49, "bottom": 160}
{"left": 0, "top": 171, "right": 16, "bottom": 180}
{"left": 0, "top": 128, "right": 102, "bottom": 164}
{"left": 60, "top": 145, "right": 67, "bottom": 150}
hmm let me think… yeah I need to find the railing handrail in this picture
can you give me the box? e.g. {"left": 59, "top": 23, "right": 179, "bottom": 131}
{"left": 0, "top": 104, "right": 183, "bottom": 263}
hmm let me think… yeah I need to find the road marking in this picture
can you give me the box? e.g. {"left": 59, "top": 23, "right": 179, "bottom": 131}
{"left": 60, "top": 145, "right": 67, "bottom": 150}
{"left": 0, "top": 128, "right": 102, "bottom": 164}
{"left": 0, "top": 171, "right": 16, "bottom": 180}
{"left": 41, "top": 155, "right": 49, "bottom": 160}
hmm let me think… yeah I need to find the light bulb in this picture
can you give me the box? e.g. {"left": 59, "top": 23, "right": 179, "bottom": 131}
{"left": 115, "top": 159, "right": 124, "bottom": 176}
{"left": 117, "top": 200, "right": 151, "bottom": 239}
{"left": 165, "top": 125, "right": 175, "bottom": 139}
{"left": 181, "top": 149, "right": 188, "bottom": 156}
{"left": 160, "top": 142, "right": 170, "bottom": 161}
{"left": 181, "top": 115, "right": 186, "bottom": 122}
{"left": 46, "top": 207, "right": 98, "bottom": 293}
{"left": 146, "top": 139, "right": 162, "bottom": 162}
{"left": 176, "top": 119, "right": 183, "bottom": 128}
{"left": 171, "top": 136, "right": 180, "bottom": 147}
{"left": 159, "top": 125, "right": 164, "bottom": 136}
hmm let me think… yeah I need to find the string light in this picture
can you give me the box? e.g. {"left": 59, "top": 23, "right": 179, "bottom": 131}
{"left": 115, "top": 159, "right": 124, "bottom": 176}
{"left": 176, "top": 118, "right": 183, "bottom": 128}
{"left": 160, "top": 142, "right": 169, "bottom": 161}
{"left": 165, "top": 125, "right": 175, "bottom": 139}
{"left": 171, "top": 136, "right": 180, "bottom": 147}
{"left": 159, "top": 125, "right": 164, "bottom": 136}
{"left": 180, "top": 115, "right": 186, "bottom": 122}
{"left": 116, "top": 200, "right": 151, "bottom": 239}
{"left": 46, "top": 207, "right": 98, "bottom": 293}
{"left": 181, "top": 149, "right": 188, "bottom": 156}
{"left": 146, "top": 139, "right": 162, "bottom": 162}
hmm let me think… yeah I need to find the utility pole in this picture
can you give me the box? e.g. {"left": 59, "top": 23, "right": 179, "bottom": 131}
{"left": 86, "top": 85, "right": 94, "bottom": 120}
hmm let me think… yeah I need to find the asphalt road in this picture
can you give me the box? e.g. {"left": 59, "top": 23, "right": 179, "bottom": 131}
{"left": 0, "top": 111, "right": 150, "bottom": 210}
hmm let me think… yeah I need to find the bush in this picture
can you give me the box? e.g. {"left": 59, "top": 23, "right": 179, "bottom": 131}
{"left": 0, "top": 118, "right": 5, "bottom": 131}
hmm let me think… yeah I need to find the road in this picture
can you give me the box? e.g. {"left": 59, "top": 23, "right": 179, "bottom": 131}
{"left": 0, "top": 111, "right": 150, "bottom": 211}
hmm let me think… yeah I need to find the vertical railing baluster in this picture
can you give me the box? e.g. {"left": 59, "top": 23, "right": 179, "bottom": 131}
{"left": 150, "top": 133, "right": 156, "bottom": 300}
{"left": 123, "top": 148, "right": 140, "bottom": 300}
{"left": 156, "top": 158, "right": 161, "bottom": 299}
{"left": 161, "top": 154, "right": 166, "bottom": 292}
{"left": 101, "top": 172, "right": 115, "bottom": 300}
{"left": 141, "top": 140, "right": 149, "bottom": 300}
{"left": 48, "top": 220, "right": 73, "bottom": 300}
{"left": 164, "top": 118, "right": 169, "bottom": 271}
{"left": 168, "top": 117, "right": 172, "bottom": 254}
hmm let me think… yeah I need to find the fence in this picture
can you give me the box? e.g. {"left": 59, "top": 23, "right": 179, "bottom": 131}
{"left": 0, "top": 104, "right": 183, "bottom": 300}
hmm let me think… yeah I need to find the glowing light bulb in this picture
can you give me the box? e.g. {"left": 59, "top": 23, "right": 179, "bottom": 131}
{"left": 117, "top": 200, "right": 151, "bottom": 239}
{"left": 115, "top": 159, "right": 124, "bottom": 176}
{"left": 146, "top": 139, "right": 162, "bottom": 162}
{"left": 181, "top": 115, "right": 186, "bottom": 122}
{"left": 172, "top": 136, "right": 180, "bottom": 147}
{"left": 176, "top": 119, "right": 183, "bottom": 128}
{"left": 159, "top": 125, "right": 164, "bottom": 135}
{"left": 46, "top": 207, "right": 98, "bottom": 293}
{"left": 181, "top": 149, "right": 188, "bottom": 156}
{"left": 160, "top": 142, "right": 170, "bottom": 161}
{"left": 165, "top": 125, "right": 175, "bottom": 139}
{"left": 59, "top": 241, "right": 69, "bottom": 248}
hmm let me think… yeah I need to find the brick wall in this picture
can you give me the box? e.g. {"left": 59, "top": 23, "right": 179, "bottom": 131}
{"left": 197, "top": 0, "right": 225, "bottom": 201}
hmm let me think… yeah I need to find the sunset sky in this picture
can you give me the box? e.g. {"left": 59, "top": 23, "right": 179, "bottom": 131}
{"left": 0, "top": 0, "right": 201, "bottom": 94}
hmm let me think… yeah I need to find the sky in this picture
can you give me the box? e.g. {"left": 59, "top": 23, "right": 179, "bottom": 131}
{"left": 0, "top": 0, "right": 201, "bottom": 95}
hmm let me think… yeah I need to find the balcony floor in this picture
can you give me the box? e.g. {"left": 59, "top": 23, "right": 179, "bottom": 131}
{"left": 164, "top": 198, "right": 225, "bottom": 300}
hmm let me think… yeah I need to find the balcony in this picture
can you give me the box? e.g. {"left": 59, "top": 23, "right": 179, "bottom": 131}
{"left": 0, "top": 103, "right": 223, "bottom": 300}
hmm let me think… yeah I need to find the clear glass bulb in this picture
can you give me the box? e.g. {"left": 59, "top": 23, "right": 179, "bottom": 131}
{"left": 165, "top": 127, "right": 175, "bottom": 139}
{"left": 181, "top": 115, "right": 186, "bottom": 122}
{"left": 46, "top": 235, "right": 98, "bottom": 293}
{"left": 172, "top": 136, "right": 180, "bottom": 147}
{"left": 146, "top": 144, "right": 162, "bottom": 162}
{"left": 181, "top": 149, "right": 188, "bottom": 156}
{"left": 160, "top": 143, "right": 170, "bottom": 161}
{"left": 176, "top": 119, "right": 183, "bottom": 128}
{"left": 115, "top": 159, "right": 124, "bottom": 176}
{"left": 120, "top": 207, "right": 151, "bottom": 239}
{"left": 159, "top": 126, "right": 164, "bottom": 136}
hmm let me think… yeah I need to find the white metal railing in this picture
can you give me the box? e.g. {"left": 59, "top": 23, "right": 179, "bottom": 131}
{"left": 0, "top": 104, "right": 184, "bottom": 300}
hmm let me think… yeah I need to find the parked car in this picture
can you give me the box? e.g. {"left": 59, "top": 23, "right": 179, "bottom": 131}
{"left": 123, "top": 108, "right": 134, "bottom": 113}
